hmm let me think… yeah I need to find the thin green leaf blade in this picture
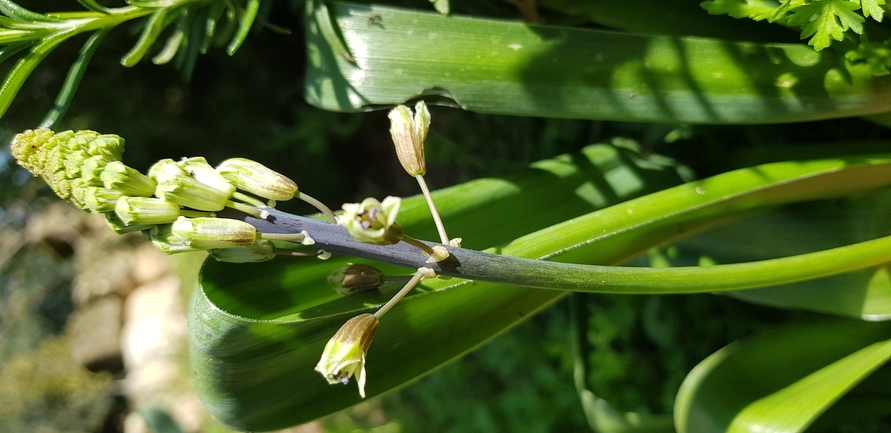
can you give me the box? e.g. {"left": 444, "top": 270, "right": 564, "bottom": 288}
{"left": 674, "top": 319, "right": 891, "bottom": 433}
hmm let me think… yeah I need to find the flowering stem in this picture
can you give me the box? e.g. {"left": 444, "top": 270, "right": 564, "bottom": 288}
{"left": 297, "top": 192, "right": 337, "bottom": 223}
{"left": 373, "top": 268, "right": 432, "bottom": 319}
{"left": 416, "top": 174, "right": 449, "bottom": 244}
{"left": 234, "top": 208, "right": 891, "bottom": 295}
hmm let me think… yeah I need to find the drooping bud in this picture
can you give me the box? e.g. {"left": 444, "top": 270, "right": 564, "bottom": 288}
{"left": 388, "top": 101, "right": 430, "bottom": 177}
{"left": 101, "top": 161, "right": 156, "bottom": 197}
{"left": 115, "top": 196, "right": 181, "bottom": 226}
{"left": 337, "top": 196, "right": 403, "bottom": 245}
{"left": 171, "top": 216, "right": 257, "bottom": 249}
{"left": 209, "top": 239, "right": 277, "bottom": 263}
{"left": 315, "top": 313, "right": 380, "bottom": 398}
{"left": 149, "top": 159, "right": 232, "bottom": 211}
{"left": 216, "top": 158, "right": 298, "bottom": 201}
{"left": 328, "top": 263, "right": 384, "bottom": 295}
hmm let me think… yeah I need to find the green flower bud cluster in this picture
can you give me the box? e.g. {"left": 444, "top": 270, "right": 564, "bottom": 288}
{"left": 11, "top": 129, "right": 308, "bottom": 262}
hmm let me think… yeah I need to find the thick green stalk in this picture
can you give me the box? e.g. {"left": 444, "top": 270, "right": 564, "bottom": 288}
{"left": 245, "top": 208, "right": 891, "bottom": 295}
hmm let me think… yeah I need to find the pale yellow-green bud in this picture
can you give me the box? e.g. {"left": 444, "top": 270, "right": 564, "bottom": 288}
{"left": 388, "top": 101, "right": 430, "bottom": 176}
{"left": 115, "top": 196, "right": 181, "bottom": 226}
{"left": 101, "top": 161, "right": 156, "bottom": 197}
{"left": 171, "top": 216, "right": 257, "bottom": 249}
{"left": 327, "top": 263, "right": 384, "bottom": 295}
{"left": 83, "top": 187, "right": 122, "bottom": 213}
{"left": 149, "top": 159, "right": 232, "bottom": 211}
{"left": 105, "top": 212, "right": 153, "bottom": 234}
{"left": 146, "top": 224, "right": 202, "bottom": 254}
{"left": 178, "top": 157, "right": 236, "bottom": 197}
{"left": 209, "top": 239, "right": 277, "bottom": 263}
{"left": 10, "top": 129, "right": 126, "bottom": 211}
{"left": 337, "top": 196, "right": 404, "bottom": 245}
{"left": 216, "top": 158, "right": 298, "bottom": 201}
{"left": 315, "top": 313, "right": 380, "bottom": 398}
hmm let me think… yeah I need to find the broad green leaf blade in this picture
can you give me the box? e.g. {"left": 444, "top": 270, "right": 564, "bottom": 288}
{"left": 304, "top": 1, "right": 891, "bottom": 124}
{"left": 674, "top": 318, "right": 891, "bottom": 433}
{"left": 191, "top": 150, "right": 891, "bottom": 430}
{"left": 633, "top": 191, "right": 891, "bottom": 319}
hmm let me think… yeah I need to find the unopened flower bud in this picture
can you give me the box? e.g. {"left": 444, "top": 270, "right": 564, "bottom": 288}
{"left": 10, "top": 129, "right": 125, "bottom": 210}
{"left": 178, "top": 157, "right": 236, "bottom": 197}
{"left": 105, "top": 212, "right": 153, "bottom": 234}
{"left": 101, "top": 161, "right": 156, "bottom": 197}
{"left": 337, "top": 196, "right": 403, "bottom": 245}
{"left": 146, "top": 224, "right": 202, "bottom": 254}
{"left": 216, "top": 158, "right": 298, "bottom": 201}
{"left": 171, "top": 216, "right": 257, "bottom": 249}
{"left": 83, "top": 187, "right": 122, "bottom": 213}
{"left": 328, "top": 263, "right": 384, "bottom": 295}
{"left": 115, "top": 196, "right": 181, "bottom": 226}
{"left": 388, "top": 101, "right": 430, "bottom": 176}
{"left": 315, "top": 313, "right": 380, "bottom": 398}
{"left": 209, "top": 239, "right": 277, "bottom": 263}
{"left": 149, "top": 159, "right": 232, "bottom": 211}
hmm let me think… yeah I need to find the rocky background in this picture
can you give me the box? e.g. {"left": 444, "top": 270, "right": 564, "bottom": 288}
{"left": 0, "top": 199, "right": 322, "bottom": 433}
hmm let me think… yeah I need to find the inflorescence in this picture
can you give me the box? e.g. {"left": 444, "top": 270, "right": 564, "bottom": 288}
{"left": 11, "top": 101, "right": 452, "bottom": 398}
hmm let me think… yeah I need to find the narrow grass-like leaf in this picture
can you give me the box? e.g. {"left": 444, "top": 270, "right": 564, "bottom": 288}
{"left": 225, "top": 0, "right": 259, "bottom": 55}
{"left": 674, "top": 318, "right": 891, "bottom": 433}
{"left": 304, "top": 1, "right": 891, "bottom": 124}
{"left": 39, "top": 28, "right": 109, "bottom": 129}
{"left": 0, "top": 31, "right": 69, "bottom": 119}
{"left": 192, "top": 148, "right": 891, "bottom": 430}
{"left": 120, "top": 7, "right": 172, "bottom": 67}
{"left": 0, "top": 0, "right": 61, "bottom": 22}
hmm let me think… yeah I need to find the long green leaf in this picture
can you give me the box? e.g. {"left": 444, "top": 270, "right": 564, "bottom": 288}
{"left": 192, "top": 147, "right": 891, "bottom": 430}
{"left": 304, "top": 1, "right": 891, "bottom": 124}
{"left": 674, "top": 318, "right": 891, "bottom": 433}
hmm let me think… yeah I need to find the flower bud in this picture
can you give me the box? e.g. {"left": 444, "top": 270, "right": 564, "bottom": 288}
{"left": 105, "top": 212, "right": 153, "bottom": 234}
{"left": 388, "top": 101, "right": 430, "bottom": 176}
{"left": 83, "top": 187, "right": 122, "bottom": 213}
{"left": 178, "top": 157, "right": 236, "bottom": 197}
{"left": 115, "top": 196, "right": 181, "bottom": 226}
{"left": 216, "top": 158, "right": 298, "bottom": 201}
{"left": 315, "top": 313, "right": 380, "bottom": 398}
{"left": 328, "top": 263, "right": 384, "bottom": 295}
{"left": 10, "top": 129, "right": 125, "bottom": 210}
{"left": 209, "top": 239, "right": 277, "bottom": 263}
{"left": 146, "top": 223, "right": 202, "bottom": 254}
{"left": 149, "top": 159, "right": 232, "bottom": 211}
{"left": 337, "top": 196, "right": 403, "bottom": 245}
{"left": 101, "top": 161, "right": 156, "bottom": 197}
{"left": 171, "top": 216, "right": 257, "bottom": 249}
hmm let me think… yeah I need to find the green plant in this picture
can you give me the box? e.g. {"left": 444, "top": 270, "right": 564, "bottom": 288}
{"left": 5, "top": 1, "right": 891, "bottom": 432}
